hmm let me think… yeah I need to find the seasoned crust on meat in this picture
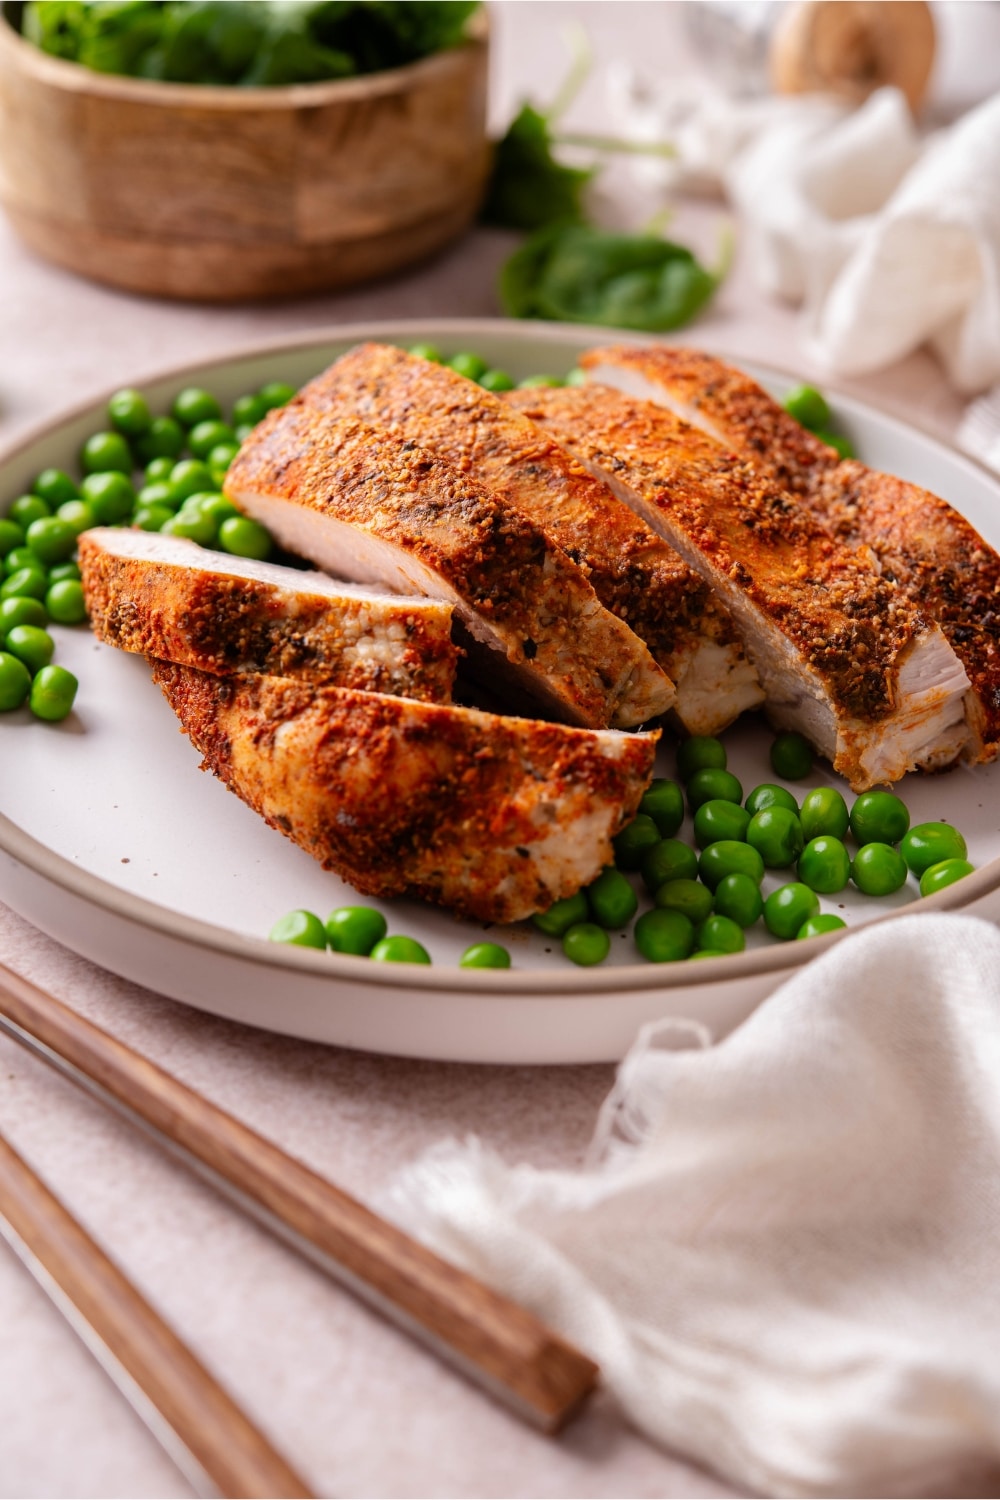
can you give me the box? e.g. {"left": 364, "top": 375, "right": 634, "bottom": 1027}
{"left": 78, "top": 528, "right": 458, "bottom": 702}
{"left": 226, "top": 405, "right": 674, "bottom": 730}
{"left": 588, "top": 344, "right": 1000, "bottom": 762}
{"left": 152, "top": 661, "right": 658, "bottom": 924}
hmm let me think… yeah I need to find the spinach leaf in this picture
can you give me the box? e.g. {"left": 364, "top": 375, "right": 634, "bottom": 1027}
{"left": 499, "top": 225, "right": 721, "bottom": 333}
{"left": 76, "top": 0, "right": 164, "bottom": 76}
{"left": 22, "top": 1, "right": 88, "bottom": 61}
{"left": 480, "top": 104, "right": 594, "bottom": 233}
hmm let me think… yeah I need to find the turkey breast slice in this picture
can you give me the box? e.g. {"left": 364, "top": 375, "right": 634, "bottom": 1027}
{"left": 304, "top": 341, "right": 762, "bottom": 736}
{"left": 225, "top": 404, "right": 674, "bottom": 730}
{"left": 152, "top": 661, "right": 658, "bottom": 924}
{"left": 78, "top": 527, "right": 458, "bottom": 702}
{"left": 502, "top": 384, "right": 970, "bottom": 792}
{"left": 582, "top": 343, "right": 1000, "bottom": 764}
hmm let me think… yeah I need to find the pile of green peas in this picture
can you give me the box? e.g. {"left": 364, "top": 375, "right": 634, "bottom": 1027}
{"left": 406, "top": 342, "right": 581, "bottom": 394}
{"left": 0, "top": 377, "right": 296, "bottom": 722}
{"left": 269, "top": 904, "right": 512, "bottom": 969}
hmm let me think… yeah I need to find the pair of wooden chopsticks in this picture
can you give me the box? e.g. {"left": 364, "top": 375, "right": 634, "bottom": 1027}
{"left": 0, "top": 961, "right": 599, "bottom": 1497}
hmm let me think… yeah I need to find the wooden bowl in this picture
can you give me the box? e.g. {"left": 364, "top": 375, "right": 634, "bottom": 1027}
{"left": 0, "top": 5, "right": 490, "bottom": 301}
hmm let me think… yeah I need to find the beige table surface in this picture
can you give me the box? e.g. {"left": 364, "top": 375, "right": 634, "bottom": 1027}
{"left": 0, "top": 5, "right": 973, "bottom": 1496}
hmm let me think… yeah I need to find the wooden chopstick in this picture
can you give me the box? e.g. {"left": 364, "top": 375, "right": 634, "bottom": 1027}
{"left": 0, "top": 961, "right": 599, "bottom": 1432}
{"left": 0, "top": 1129, "right": 313, "bottom": 1498}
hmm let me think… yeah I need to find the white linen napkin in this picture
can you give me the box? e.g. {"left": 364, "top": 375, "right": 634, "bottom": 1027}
{"left": 390, "top": 914, "right": 1000, "bottom": 1498}
{"left": 610, "top": 73, "right": 1000, "bottom": 395}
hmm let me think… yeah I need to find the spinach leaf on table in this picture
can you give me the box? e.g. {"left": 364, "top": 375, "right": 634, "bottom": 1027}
{"left": 500, "top": 225, "right": 721, "bottom": 333}
{"left": 480, "top": 104, "right": 594, "bottom": 233}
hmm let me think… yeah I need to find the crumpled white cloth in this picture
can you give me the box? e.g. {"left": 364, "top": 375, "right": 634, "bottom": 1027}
{"left": 390, "top": 914, "right": 1000, "bottom": 1498}
{"left": 609, "top": 70, "right": 1000, "bottom": 395}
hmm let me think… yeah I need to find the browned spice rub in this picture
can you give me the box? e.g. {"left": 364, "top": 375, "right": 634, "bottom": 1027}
{"left": 585, "top": 344, "right": 1000, "bottom": 761}
{"left": 78, "top": 529, "right": 458, "bottom": 702}
{"left": 226, "top": 406, "right": 673, "bottom": 729}
{"left": 153, "top": 661, "right": 658, "bottom": 924}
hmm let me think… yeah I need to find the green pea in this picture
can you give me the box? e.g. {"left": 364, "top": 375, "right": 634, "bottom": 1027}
{"left": 218, "top": 516, "right": 273, "bottom": 561}
{"left": 0, "top": 520, "right": 24, "bottom": 557}
{"left": 28, "top": 663, "right": 78, "bottom": 721}
{"left": 108, "top": 388, "right": 152, "bottom": 436}
{"left": 687, "top": 767, "right": 743, "bottom": 811}
{"left": 459, "top": 942, "right": 512, "bottom": 969}
{"left": 232, "top": 392, "right": 269, "bottom": 428}
{"left": 612, "top": 813, "right": 660, "bottom": 871}
{"left": 269, "top": 909, "right": 327, "bottom": 948}
{"left": 81, "top": 430, "right": 133, "bottom": 476}
{"left": 5, "top": 624, "right": 54, "bottom": 674}
{"left": 56, "top": 499, "right": 98, "bottom": 536}
{"left": 208, "top": 441, "right": 240, "bottom": 473}
{"left": 132, "top": 506, "right": 174, "bottom": 533}
{"left": 48, "top": 561, "right": 81, "bottom": 584}
{"left": 370, "top": 935, "right": 432, "bottom": 964}
{"left": 699, "top": 840, "right": 765, "bottom": 890}
{"left": 763, "top": 882, "right": 819, "bottom": 940}
{"left": 745, "top": 783, "right": 799, "bottom": 816}
{"left": 919, "top": 858, "right": 975, "bottom": 897}
{"left": 814, "top": 430, "right": 855, "bottom": 460}
{"left": 565, "top": 368, "right": 587, "bottom": 386}
{"left": 136, "top": 484, "right": 179, "bottom": 513}
{"left": 634, "top": 908, "right": 693, "bottom": 963}
{"left": 135, "top": 416, "right": 185, "bottom": 464}
{"left": 746, "top": 806, "right": 804, "bottom": 868}
{"left": 0, "top": 596, "right": 47, "bottom": 635}
{"left": 170, "top": 459, "right": 215, "bottom": 501}
{"left": 797, "top": 835, "right": 851, "bottom": 893}
{"left": 0, "top": 652, "right": 31, "bottom": 710}
{"left": 639, "top": 778, "right": 684, "bottom": 837}
{"left": 693, "top": 914, "right": 744, "bottom": 954}
{"left": 799, "top": 786, "right": 849, "bottom": 841}
{"left": 900, "top": 822, "right": 967, "bottom": 877}
{"left": 80, "top": 471, "right": 136, "bottom": 524}
{"left": 325, "top": 905, "right": 387, "bottom": 956}
{"left": 562, "top": 922, "right": 610, "bottom": 966}
{"left": 587, "top": 866, "right": 639, "bottom": 929}
{"left": 653, "top": 878, "right": 713, "bottom": 924}
{"left": 532, "top": 889, "right": 589, "bottom": 937}
{"left": 850, "top": 790, "right": 909, "bottom": 846}
{"left": 407, "top": 343, "right": 444, "bottom": 363}
{"left": 185, "top": 495, "right": 240, "bottom": 530}
{"left": 25, "top": 517, "right": 76, "bottom": 565}
{"left": 4, "top": 548, "right": 38, "bottom": 577}
{"left": 676, "top": 735, "right": 726, "bottom": 780}
{"left": 31, "top": 468, "right": 78, "bottom": 506}
{"left": 162, "top": 512, "right": 218, "bottom": 546}
{"left": 1, "top": 567, "right": 48, "bottom": 602}
{"left": 769, "top": 731, "right": 812, "bottom": 780}
{"left": 188, "top": 420, "right": 236, "bottom": 461}
{"left": 518, "top": 374, "right": 562, "bottom": 388}
{"left": 478, "top": 369, "right": 515, "bottom": 392}
{"left": 796, "top": 913, "right": 847, "bottom": 940}
{"left": 712, "top": 871, "right": 763, "bottom": 927}
{"left": 234, "top": 423, "right": 256, "bottom": 444}
{"left": 783, "top": 385, "right": 831, "bottom": 432}
{"left": 46, "top": 579, "right": 87, "bottom": 624}
{"left": 641, "top": 838, "right": 698, "bottom": 892}
{"left": 851, "top": 843, "right": 908, "bottom": 897}
{"left": 448, "top": 352, "right": 489, "bottom": 382}
{"left": 693, "top": 798, "right": 750, "bottom": 848}
{"left": 10, "top": 495, "right": 51, "bottom": 529}
{"left": 172, "top": 387, "right": 222, "bottom": 429}
{"left": 258, "top": 382, "right": 297, "bottom": 412}
{"left": 145, "top": 456, "right": 176, "bottom": 484}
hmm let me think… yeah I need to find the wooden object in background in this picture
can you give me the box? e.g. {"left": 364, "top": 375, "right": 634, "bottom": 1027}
{"left": 0, "top": 8, "right": 490, "bottom": 301}
{"left": 0, "top": 959, "right": 600, "bottom": 1433}
{"left": 770, "top": 1, "right": 935, "bottom": 113}
{"left": 0, "top": 1131, "right": 313, "bottom": 1497}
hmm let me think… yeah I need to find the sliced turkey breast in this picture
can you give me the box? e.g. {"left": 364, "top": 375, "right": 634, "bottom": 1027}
{"left": 303, "top": 342, "right": 762, "bottom": 736}
{"left": 581, "top": 343, "right": 1000, "bottom": 763}
{"left": 505, "top": 384, "right": 970, "bottom": 791}
{"left": 224, "top": 406, "right": 673, "bottom": 730}
{"left": 152, "top": 662, "right": 658, "bottom": 924}
{"left": 78, "top": 528, "right": 458, "bottom": 702}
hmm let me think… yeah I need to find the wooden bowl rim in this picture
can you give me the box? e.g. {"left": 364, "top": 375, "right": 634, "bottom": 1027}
{"left": 0, "top": 5, "right": 487, "bottom": 110}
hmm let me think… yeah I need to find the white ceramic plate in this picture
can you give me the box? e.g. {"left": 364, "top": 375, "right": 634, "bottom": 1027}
{"left": 2, "top": 319, "right": 999, "bottom": 1064}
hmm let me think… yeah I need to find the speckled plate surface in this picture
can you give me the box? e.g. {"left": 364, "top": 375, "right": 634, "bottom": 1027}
{"left": 2, "top": 319, "right": 999, "bottom": 1062}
